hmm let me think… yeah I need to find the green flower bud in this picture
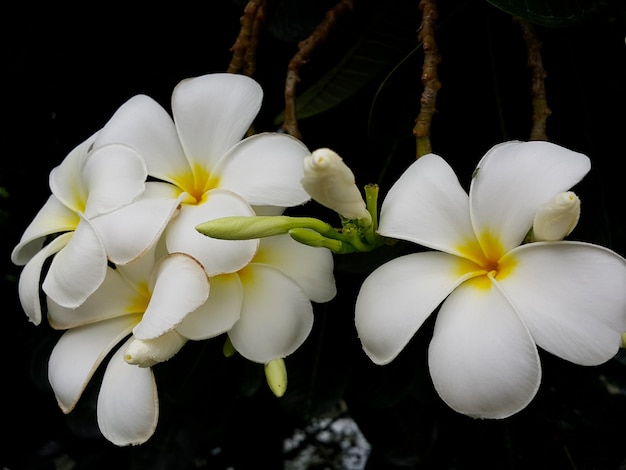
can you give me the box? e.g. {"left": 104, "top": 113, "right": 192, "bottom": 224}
{"left": 265, "top": 358, "right": 288, "bottom": 397}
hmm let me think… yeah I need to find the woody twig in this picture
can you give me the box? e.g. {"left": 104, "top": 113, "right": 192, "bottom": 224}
{"left": 282, "top": 0, "right": 355, "bottom": 139}
{"left": 228, "top": 0, "right": 267, "bottom": 76}
{"left": 514, "top": 17, "right": 551, "bottom": 141}
{"left": 413, "top": 0, "right": 441, "bottom": 158}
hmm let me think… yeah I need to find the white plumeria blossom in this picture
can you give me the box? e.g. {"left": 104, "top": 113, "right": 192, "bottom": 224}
{"left": 355, "top": 141, "right": 626, "bottom": 419}
{"left": 94, "top": 73, "right": 312, "bottom": 277}
{"left": 47, "top": 244, "right": 209, "bottom": 446}
{"left": 11, "top": 134, "right": 179, "bottom": 319}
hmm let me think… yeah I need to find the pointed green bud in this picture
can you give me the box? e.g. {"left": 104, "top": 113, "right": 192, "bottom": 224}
{"left": 532, "top": 191, "right": 581, "bottom": 241}
{"left": 288, "top": 228, "right": 351, "bottom": 253}
{"left": 196, "top": 215, "right": 334, "bottom": 240}
{"left": 301, "top": 148, "right": 371, "bottom": 225}
{"left": 223, "top": 336, "right": 236, "bottom": 357}
{"left": 265, "top": 358, "right": 288, "bottom": 397}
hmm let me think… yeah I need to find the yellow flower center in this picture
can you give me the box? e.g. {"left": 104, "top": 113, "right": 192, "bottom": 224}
{"left": 172, "top": 163, "right": 221, "bottom": 204}
{"left": 456, "top": 230, "right": 516, "bottom": 291}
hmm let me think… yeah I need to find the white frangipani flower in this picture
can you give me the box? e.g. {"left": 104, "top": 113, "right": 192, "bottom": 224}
{"left": 47, "top": 245, "right": 209, "bottom": 446}
{"left": 301, "top": 148, "right": 371, "bottom": 223}
{"left": 94, "top": 73, "right": 312, "bottom": 278}
{"left": 355, "top": 141, "right": 626, "bottom": 419}
{"left": 11, "top": 135, "right": 179, "bottom": 319}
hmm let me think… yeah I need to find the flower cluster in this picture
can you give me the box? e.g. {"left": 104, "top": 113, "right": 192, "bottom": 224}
{"left": 11, "top": 73, "right": 336, "bottom": 445}
{"left": 13, "top": 72, "right": 626, "bottom": 448}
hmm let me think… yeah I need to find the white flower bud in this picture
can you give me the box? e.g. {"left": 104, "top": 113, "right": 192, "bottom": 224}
{"left": 124, "top": 330, "right": 187, "bottom": 368}
{"left": 532, "top": 191, "right": 581, "bottom": 241}
{"left": 301, "top": 148, "right": 371, "bottom": 224}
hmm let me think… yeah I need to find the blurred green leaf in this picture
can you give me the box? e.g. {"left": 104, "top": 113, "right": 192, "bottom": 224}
{"left": 486, "top": 0, "right": 612, "bottom": 27}
{"left": 274, "top": 0, "right": 420, "bottom": 125}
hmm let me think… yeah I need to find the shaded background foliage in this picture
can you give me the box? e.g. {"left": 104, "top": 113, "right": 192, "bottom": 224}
{"left": 2, "top": 1, "right": 625, "bottom": 468}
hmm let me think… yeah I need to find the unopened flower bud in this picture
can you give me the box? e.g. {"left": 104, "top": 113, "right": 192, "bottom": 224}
{"left": 532, "top": 191, "right": 581, "bottom": 242}
{"left": 301, "top": 148, "right": 371, "bottom": 224}
{"left": 265, "top": 358, "right": 288, "bottom": 397}
{"left": 124, "top": 330, "right": 187, "bottom": 367}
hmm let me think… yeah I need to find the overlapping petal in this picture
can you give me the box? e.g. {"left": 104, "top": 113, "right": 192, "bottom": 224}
{"left": 18, "top": 233, "right": 71, "bottom": 325}
{"left": 133, "top": 253, "right": 210, "bottom": 340}
{"left": 48, "top": 133, "right": 97, "bottom": 212}
{"left": 378, "top": 154, "right": 482, "bottom": 263}
{"left": 469, "top": 141, "right": 590, "bottom": 253}
{"left": 165, "top": 189, "right": 258, "bottom": 276}
{"left": 91, "top": 184, "right": 182, "bottom": 265}
{"left": 498, "top": 241, "right": 626, "bottom": 365}
{"left": 80, "top": 144, "right": 147, "bottom": 218}
{"left": 42, "top": 215, "right": 107, "bottom": 308}
{"left": 229, "top": 264, "right": 314, "bottom": 363}
{"left": 176, "top": 273, "right": 242, "bottom": 340}
{"left": 355, "top": 251, "right": 483, "bottom": 365}
{"left": 97, "top": 338, "right": 159, "bottom": 446}
{"left": 48, "top": 267, "right": 144, "bottom": 329}
{"left": 215, "top": 133, "right": 311, "bottom": 207}
{"left": 94, "top": 94, "right": 189, "bottom": 186}
{"left": 429, "top": 279, "right": 541, "bottom": 418}
{"left": 172, "top": 73, "right": 263, "bottom": 170}
{"left": 11, "top": 195, "right": 79, "bottom": 266}
{"left": 48, "top": 314, "right": 140, "bottom": 413}
{"left": 252, "top": 234, "right": 336, "bottom": 303}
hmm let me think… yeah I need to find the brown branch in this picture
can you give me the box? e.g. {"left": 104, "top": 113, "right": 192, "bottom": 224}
{"left": 413, "top": 0, "right": 441, "bottom": 158}
{"left": 228, "top": 0, "right": 267, "bottom": 75}
{"left": 282, "top": 0, "right": 355, "bottom": 139}
{"left": 514, "top": 17, "right": 551, "bottom": 141}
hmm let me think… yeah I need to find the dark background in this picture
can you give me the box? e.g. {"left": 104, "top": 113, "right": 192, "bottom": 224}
{"left": 2, "top": 1, "right": 626, "bottom": 468}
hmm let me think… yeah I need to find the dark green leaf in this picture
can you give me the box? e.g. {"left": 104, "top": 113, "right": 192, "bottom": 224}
{"left": 486, "top": 0, "right": 612, "bottom": 27}
{"left": 274, "top": 0, "right": 421, "bottom": 125}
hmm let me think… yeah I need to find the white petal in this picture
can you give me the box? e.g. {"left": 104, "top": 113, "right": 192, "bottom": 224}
{"left": 166, "top": 189, "right": 258, "bottom": 276}
{"left": 42, "top": 215, "right": 107, "bottom": 308}
{"left": 48, "top": 267, "right": 144, "bottom": 329}
{"left": 215, "top": 133, "right": 311, "bottom": 207}
{"left": 18, "top": 233, "right": 71, "bottom": 325}
{"left": 49, "top": 133, "right": 97, "bottom": 212}
{"left": 429, "top": 278, "right": 541, "bottom": 418}
{"left": 253, "top": 234, "right": 336, "bottom": 303}
{"left": 228, "top": 265, "right": 314, "bottom": 363}
{"left": 469, "top": 141, "right": 591, "bottom": 253}
{"left": 378, "top": 154, "right": 483, "bottom": 262}
{"left": 176, "top": 273, "right": 242, "bottom": 340}
{"left": 355, "top": 251, "right": 479, "bottom": 365}
{"left": 11, "top": 195, "right": 79, "bottom": 266}
{"left": 91, "top": 187, "right": 181, "bottom": 264}
{"left": 499, "top": 241, "right": 626, "bottom": 365}
{"left": 94, "top": 94, "right": 189, "bottom": 186}
{"left": 81, "top": 144, "right": 147, "bottom": 218}
{"left": 172, "top": 73, "right": 263, "bottom": 170}
{"left": 97, "top": 337, "right": 159, "bottom": 446}
{"left": 133, "top": 253, "right": 210, "bottom": 340}
{"left": 48, "top": 314, "right": 140, "bottom": 413}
